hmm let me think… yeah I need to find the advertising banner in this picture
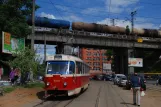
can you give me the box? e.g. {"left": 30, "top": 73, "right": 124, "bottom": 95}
{"left": 128, "top": 58, "right": 143, "bottom": 67}
{"left": 2, "top": 32, "right": 25, "bottom": 54}
{"left": 103, "top": 63, "right": 112, "bottom": 73}
{"left": 103, "top": 63, "right": 111, "bottom": 70}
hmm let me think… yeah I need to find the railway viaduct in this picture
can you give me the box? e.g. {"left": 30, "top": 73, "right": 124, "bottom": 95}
{"left": 27, "top": 29, "right": 161, "bottom": 75}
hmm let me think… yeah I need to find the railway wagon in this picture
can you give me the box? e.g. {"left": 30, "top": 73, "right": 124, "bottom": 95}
{"left": 44, "top": 54, "right": 90, "bottom": 97}
{"left": 27, "top": 16, "right": 70, "bottom": 29}
{"left": 72, "top": 22, "right": 161, "bottom": 38}
{"left": 27, "top": 16, "right": 161, "bottom": 38}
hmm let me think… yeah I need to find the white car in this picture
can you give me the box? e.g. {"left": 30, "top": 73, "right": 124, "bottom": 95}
{"left": 113, "top": 74, "right": 125, "bottom": 85}
{"left": 118, "top": 76, "right": 127, "bottom": 87}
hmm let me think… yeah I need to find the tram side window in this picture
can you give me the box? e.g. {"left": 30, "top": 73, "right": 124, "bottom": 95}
{"left": 84, "top": 64, "right": 86, "bottom": 74}
{"left": 85, "top": 64, "right": 87, "bottom": 74}
{"left": 82, "top": 63, "right": 84, "bottom": 74}
{"left": 83, "top": 63, "right": 85, "bottom": 74}
{"left": 76, "top": 62, "right": 82, "bottom": 74}
{"left": 69, "top": 61, "right": 75, "bottom": 74}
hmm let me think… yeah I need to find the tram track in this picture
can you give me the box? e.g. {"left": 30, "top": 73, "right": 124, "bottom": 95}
{"left": 106, "top": 82, "right": 117, "bottom": 107}
{"left": 95, "top": 86, "right": 102, "bottom": 107}
{"left": 108, "top": 82, "right": 130, "bottom": 107}
{"left": 33, "top": 92, "right": 81, "bottom": 107}
{"left": 45, "top": 96, "right": 76, "bottom": 107}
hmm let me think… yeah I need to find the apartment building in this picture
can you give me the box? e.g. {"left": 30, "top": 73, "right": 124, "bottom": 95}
{"left": 79, "top": 48, "right": 111, "bottom": 74}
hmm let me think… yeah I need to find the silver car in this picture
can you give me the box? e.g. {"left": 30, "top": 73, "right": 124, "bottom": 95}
{"left": 118, "top": 76, "right": 127, "bottom": 87}
{"left": 113, "top": 74, "right": 125, "bottom": 85}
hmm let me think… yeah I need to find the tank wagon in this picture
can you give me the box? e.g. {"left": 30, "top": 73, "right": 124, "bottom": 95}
{"left": 27, "top": 16, "right": 161, "bottom": 38}
{"left": 72, "top": 22, "right": 161, "bottom": 38}
{"left": 27, "top": 16, "right": 70, "bottom": 29}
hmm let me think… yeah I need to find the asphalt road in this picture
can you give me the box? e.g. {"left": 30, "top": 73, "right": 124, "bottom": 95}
{"left": 34, "top": 81, "right": 137, "bottom": 107}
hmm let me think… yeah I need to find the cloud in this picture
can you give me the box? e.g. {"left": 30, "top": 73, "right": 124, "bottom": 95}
{"left": 105, "top": 0, "right": 139, "bottom": 13}
{"left": 40, "top": 12, "right": 56, "bottom": 19}
{"left": 97, "top": 18, "right": 157, "bottom": 29}
{"left": 135, "top": 23, "right": 156, "bottom": 29}
{"left": 64, "top": 15, "right": 83, "bottom": 21}
{"left": 55, "top": 5, "right": 70, "bottom": 11}
{"left": 97, "top": 18, "right": 131, "bottom": 27}
{"left": 81, "top": 7, "right": 104, "bottom": 15}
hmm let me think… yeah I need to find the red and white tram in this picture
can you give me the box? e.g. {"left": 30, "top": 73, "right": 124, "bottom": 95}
{"left": 44, "top": 54, "right": 90, "bottom": 97}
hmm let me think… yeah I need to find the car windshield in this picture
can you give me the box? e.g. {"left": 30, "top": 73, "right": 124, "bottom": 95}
{"left": 46, "top": 61, "right": 75, "bottom": 75}
{"left": 117, "top": 76, "right": 122, "bottom": 78}
{"left": 122, "top": 77, "right": 127, "bottom": 80}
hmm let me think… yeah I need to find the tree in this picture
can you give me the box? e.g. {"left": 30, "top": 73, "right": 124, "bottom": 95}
{"left": 0, "top": 0, "right": 40, "bottom": 37}
{"left": 105, "top": 49, "right": 113, "bottom": 61}
{"left": 6, "top": 47, "right": 40, "bottom": 83}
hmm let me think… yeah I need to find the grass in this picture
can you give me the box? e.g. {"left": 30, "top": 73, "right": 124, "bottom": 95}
{"left": 24, "top": 82, "right": 44, "bottom": 88}
{"left": 2, "top": 86, "right": 17, "bottom": 93}
{"left": 1, "top": 82, "right": 44, "bottom": 94}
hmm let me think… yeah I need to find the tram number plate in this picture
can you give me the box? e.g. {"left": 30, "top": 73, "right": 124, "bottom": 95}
{"left": 54, "top": 80, "right": 60, "bottom": 82}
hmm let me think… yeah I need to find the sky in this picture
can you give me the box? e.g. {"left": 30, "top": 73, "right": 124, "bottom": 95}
{"left": 36, "top": 0, "right": 161, "bottom": 29}
{"left": 34, "top": 44, "right": 56, "bottom": 63}
{"left": 35, "top": 0, "right": 161, "bottom": 61}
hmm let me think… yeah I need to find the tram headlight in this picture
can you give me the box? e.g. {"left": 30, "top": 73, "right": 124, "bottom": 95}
{"left": 46, "top": 82, "right": 50, "bottom": 86}
{"left": 64, "top": 82, "right": 67, "bottom": 86}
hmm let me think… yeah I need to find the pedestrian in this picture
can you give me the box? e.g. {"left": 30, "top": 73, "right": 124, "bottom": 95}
{"left": 131, "top": 72, "right": 142, "bottom": 106}
{"left": 9, "top": 68, "right": 16, "bottom": 85}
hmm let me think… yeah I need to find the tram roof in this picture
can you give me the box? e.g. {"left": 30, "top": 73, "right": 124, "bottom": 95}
{"left": 46, "top": 54, "right": 83, "bottom": 62}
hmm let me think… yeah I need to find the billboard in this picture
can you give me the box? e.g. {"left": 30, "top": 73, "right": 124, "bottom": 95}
{"left": 128, "top": 58, "right": 143, "bottom": 67}
{"left": 103, "top": 63, "right": 112, "bottom": 73}
{"left": 103, "top": 63, "right": 111, "bottom": 70}
{"left": 2, "top": 32, "right": 25, "bottom": 54}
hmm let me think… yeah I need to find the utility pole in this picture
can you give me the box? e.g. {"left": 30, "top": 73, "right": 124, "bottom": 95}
{"left": 131, "top": 11, "right": 137, "bottom": 57}
{"left": 128, "top": 11, "right": 137, "bottom": 75}
{"left": 31, "top": 0, "right": 35, "bottom": 50}
{"left": 44, "top": 33, "right": 46, "bottom": 61}
{"left": 131, "top": 11, "right": 137, "bottom": 34}
{"left": 111, "top": 19, "right": 115, "bottom": 26}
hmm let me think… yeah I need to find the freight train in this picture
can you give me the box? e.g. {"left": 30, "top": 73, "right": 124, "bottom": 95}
{"left": 27, "top": 16, "right": 161, "bottom": 38}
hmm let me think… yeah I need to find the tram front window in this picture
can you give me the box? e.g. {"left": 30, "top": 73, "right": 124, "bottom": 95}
{"left": 47, "top": 61, "right": 75, "bottom": 75}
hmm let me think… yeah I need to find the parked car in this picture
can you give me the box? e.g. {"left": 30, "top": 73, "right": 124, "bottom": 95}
{"left": 113, "top": 74, "right": 125, "bottom": 85}
{"left": 103, "top": 74, "right": 112, "bottom": 81}
{"left": 93, "top": 75, "right": 104, "bottom": 81}
{"left": 118, "top": 76, "right": 127, "bottom": 87}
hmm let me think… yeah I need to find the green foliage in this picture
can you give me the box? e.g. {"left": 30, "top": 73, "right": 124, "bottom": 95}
{"left": 3, "top": 86, "right": 17, "bottom": 93}
{"left": 2, "top": 82, "right": 44, "bottom": 93}
{"left": 6, "top": 47, "right": 39, "bottom": 76}
{"left": 37, "top": 62, "right": 46, "bottom": 76}
{"left": 105, "top": 50, "right": 113, "bottom": 61}
{"left": 0, "top": 0, "right": 40, "bottom": 37}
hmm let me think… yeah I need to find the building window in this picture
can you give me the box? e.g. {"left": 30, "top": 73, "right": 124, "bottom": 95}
{"left": 93, "top": 53, "right": 97, "bottom": 56}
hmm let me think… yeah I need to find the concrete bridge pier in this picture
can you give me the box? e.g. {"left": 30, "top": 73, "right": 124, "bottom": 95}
{"left": 55, "top": 43, "right": 73, "bottom": 55}
{"left": 113, "top": 48, "right": 128, "bottom": 75}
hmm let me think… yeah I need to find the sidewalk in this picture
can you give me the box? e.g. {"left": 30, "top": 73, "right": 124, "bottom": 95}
{"left": 108, "top": 81, "right": 161, "bottom": 107}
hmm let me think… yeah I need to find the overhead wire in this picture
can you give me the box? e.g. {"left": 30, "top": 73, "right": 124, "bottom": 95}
{"left": 37, "top": 0, "right": 161, "bottom": 22}
{"left": 39, "top": 0, "right": 161, "bottom": 7}
{"left": 47, "top": 0, "right": 65, "bottom": 54}
{"left": 48, "top": 0, "right": 64, "bottom": 20}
